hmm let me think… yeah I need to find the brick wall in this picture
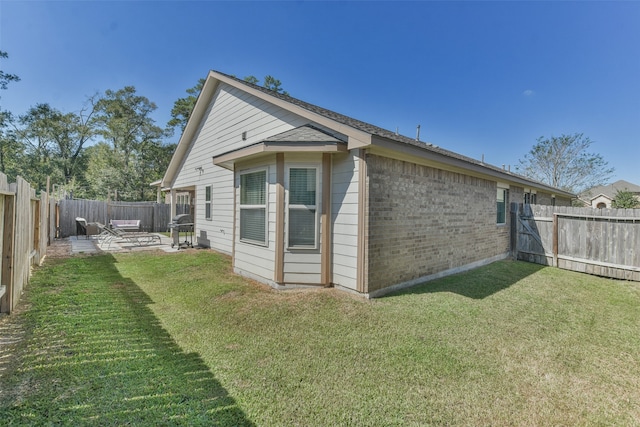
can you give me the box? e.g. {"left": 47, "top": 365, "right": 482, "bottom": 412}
{"left": 366, "top": 155, "right": 511, "bottom": 293}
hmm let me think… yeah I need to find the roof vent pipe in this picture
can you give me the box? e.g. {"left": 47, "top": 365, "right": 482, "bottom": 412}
{"left": 416, "top": 125, "right": 421, "bottom": 141}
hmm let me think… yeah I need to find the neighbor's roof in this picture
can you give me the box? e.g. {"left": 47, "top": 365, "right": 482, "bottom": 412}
{"left": 581, "top": 180, "right": 640, "bottom": 201}
{"left": 162, "top": 70, "right": 575, "bottom": 198}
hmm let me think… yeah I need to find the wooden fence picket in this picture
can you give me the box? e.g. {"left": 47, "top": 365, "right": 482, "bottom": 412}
{"left": 512, "top": 203, "right": 640, "bottom": 281}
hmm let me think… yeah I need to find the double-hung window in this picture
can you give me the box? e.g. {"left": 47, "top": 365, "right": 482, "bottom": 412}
{"left": 240, "top": 170, "right": 267, "bottom": 245}
{"left": 524, "top": 191, "right": 537, "bottom": 205}
{"left": 288, "top": 167, "right": 317, "bottom": 248}
{"left": 205, "top": 185, "right": 212, "bottom": 220}
{"left": 497, "top": 188, "right": 508, "bottom": 225}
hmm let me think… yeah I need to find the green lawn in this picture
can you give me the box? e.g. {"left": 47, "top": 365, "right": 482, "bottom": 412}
{"left": 1, "top": 251, "right": 639, "bottom": 426}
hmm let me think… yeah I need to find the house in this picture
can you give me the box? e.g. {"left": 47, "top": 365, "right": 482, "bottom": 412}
{"left": 578, "top": 180, "right": 640, "bottom": 209}
{"left": 160, "top": 70, "right": 573, "bottom": 297}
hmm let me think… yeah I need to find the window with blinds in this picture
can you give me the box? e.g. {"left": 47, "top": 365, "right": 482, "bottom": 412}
{"left": 240, "top": 170, "right": 267, "bottom": 245}
{"left": 205, "top": 185, "right": 212, "bottom": 220}
{"left": 288, "top": 168, "right": 317, "bottom": 248}
{"left": 497, "top": 188, "right": 508, "bottom": 225}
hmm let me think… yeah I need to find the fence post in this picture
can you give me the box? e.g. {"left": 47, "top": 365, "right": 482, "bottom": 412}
{"left": 510, "top": 202, "right": 519, "bottom": 259}
{"left": 552, "top": 213, "right": 559, "bottom": 267}
{"left": 1, "top": 193, "right": 15, "bottom": 313}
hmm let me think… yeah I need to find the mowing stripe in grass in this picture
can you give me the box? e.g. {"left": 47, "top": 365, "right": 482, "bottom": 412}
{"left": 0, "top": 254, "right": 254, "bottom": 426}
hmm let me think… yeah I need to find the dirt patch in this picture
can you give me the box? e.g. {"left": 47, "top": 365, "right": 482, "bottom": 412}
{"left": 45, "top": 238, "right": 72, "bottom": 259}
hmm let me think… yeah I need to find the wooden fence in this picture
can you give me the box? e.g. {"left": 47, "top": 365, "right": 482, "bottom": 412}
{"left": 56, "top": 199, "right": 190, "bottom": 237}
{"left": 1, "top": 173, "right": 51, "bottom": 314}
{"left": 512, "top": 203, "right": 640, "bottom": 281}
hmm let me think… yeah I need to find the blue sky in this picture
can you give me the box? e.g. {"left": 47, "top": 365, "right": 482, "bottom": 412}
{"left": 1, "top": 1, "right": 639, "bottom": 185}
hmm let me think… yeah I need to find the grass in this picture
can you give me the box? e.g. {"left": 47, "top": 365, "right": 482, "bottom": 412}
{"left": 1, "top": 251, "right": 640, "bottom": 426}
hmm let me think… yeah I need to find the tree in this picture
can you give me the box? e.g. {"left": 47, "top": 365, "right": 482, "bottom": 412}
{"left": 92, "top": 86, "right": 166, "bottom": 200}
{"left": 167, "top": 75, "right": 288, "bottom": 134}
{"left": 0, "top": 51, "right": 22, "bottom": 181}
{"left": 166, "top": 78, "right": 205, "bottom": 135}
{"left": 0, "top": 50, "right": 20, "bottom": 92}
{"left": 243, "top": 75, "right": 259, "bottom": 85}
{"left": 516, "top": 133, "right": 614, "bottom": 194}
{"left": 0, "top": 110, "right": 24, "bottom": 181}
{"left": 262, "top": 75, "right": 288, "bottom": 95}
{"left": 612, "top": 189, "right": 640, "bottom": 209}
{"left": 18, "top": 104, "right": 64, "bottom": 190}
{"left": 17, "top": 102, "right": 97, "bottom": 191}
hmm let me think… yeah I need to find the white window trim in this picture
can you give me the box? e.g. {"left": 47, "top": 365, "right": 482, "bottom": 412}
{"left": 239, "top": 167, "right": 269, "bottom": 246}
{"left": 285, "top": 164, "right": 319, "bottom": 250}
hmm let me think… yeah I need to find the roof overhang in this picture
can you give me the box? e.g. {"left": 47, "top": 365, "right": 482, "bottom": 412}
{"left": 161, "top": 70, "right": 575, "bottom": 199}
{"left": 161, "top": 71, "right": 371, "bottom": 188}
{"left": 369, "top": 136, "right": 575, "bottom": 198}
{"left": 213, "top": 140, "right": 347, "bottom": 170}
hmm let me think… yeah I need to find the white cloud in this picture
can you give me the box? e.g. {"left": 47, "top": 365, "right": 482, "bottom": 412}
{"left": 523, "top": 89, "right": 535, "bottom": 97}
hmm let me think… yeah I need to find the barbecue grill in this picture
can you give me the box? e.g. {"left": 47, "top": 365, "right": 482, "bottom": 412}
{"left": 168, "top": 214, "right": 194, "bottom": 249}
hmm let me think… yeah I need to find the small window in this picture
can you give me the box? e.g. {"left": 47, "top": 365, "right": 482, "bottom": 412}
{"left": 524, "top": 193, "right": 530, "bottom": 205}
{"left": 240, "top": 170, "right": 267, "bottom": 245}
{"left": 205, "top": 185, "right": 212, "bottom": 220}
{"left": 497, "top": 188, "right": 508, "bottom": 225}
{"left": 288, "top": 168, "right": 317, "bottom": 248}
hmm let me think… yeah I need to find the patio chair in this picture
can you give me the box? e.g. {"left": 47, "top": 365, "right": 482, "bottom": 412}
{"left": 75, "top": 217, "right": 89, "bottom": 239}
{"left": 95, "top": 223, "right": 119, "bottom": 248}
{"left": 96, "top": 223, "right": 161, "bottom": 249}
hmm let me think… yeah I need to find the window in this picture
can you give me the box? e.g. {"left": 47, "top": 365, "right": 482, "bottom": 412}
{"left": 240, "top": 170, "right": 267, "bottom": 245}
{"left": 524, "top": 191, "right": 536, "bottom": 205}
{"left": 177, "top": 194, "right": 190, "bottom": 206}
{"left": 205, "top": 185, "right": 212, "bottom": 220}
{"left": 497, "top": 188, "right": 508, "bottom": 224}
{"left": 288, "top": 167, "right": 317, "bottom": 248}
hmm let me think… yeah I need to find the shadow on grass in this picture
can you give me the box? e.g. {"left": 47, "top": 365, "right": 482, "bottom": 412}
{"left": 0, "top": 254, "right": 254, "bottom": 426}
{"left": 386, "top": 260, "right": 545, "bottom": 299}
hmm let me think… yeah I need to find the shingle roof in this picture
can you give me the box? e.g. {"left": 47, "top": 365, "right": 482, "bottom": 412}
{"left": 263, "top": 125, "right": 345, "bottom": 144}
{"left": 581, "top": 180, "right": 640, "bottom": 200}
{"left": 212, "top": 70, "right": 573, "bottom": 196}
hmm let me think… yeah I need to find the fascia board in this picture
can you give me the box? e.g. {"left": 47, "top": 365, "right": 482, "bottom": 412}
{"left": 213, "top": 141, "right": 347, "bottom": 170}
{"left": 162, "top": 71, "right": 220, "bottom": 187}
{"left": 369, "top": 136, "right": 575, "bottom": 198}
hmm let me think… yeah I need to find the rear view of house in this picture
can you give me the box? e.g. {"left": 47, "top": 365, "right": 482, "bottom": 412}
{"left": 160, "top": 71, "right": 573, "bottom": 297}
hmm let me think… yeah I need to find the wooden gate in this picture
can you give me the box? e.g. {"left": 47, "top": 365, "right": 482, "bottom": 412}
{"left": 512, "top": 203, "right": 640, "bottom": 281}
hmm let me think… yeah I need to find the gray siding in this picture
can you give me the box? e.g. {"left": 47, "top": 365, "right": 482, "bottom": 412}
{"left": 331, "top": 151, "right": 360, "bottom": 290}
{"left": 173, "top": 83, "right": 307, "bottom": 256}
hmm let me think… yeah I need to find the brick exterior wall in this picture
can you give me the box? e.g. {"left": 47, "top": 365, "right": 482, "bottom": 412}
{"left": 366, "top": 155, "right": 512, "bottom": 293}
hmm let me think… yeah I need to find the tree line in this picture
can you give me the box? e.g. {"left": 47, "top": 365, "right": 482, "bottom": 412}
{"left": 0, "top": 51, "right": 287, "bottom": 201}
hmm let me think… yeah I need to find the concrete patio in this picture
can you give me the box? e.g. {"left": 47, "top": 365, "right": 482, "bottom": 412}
{"left": 69, "top": 233, "right": 182, "bottom": 255}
